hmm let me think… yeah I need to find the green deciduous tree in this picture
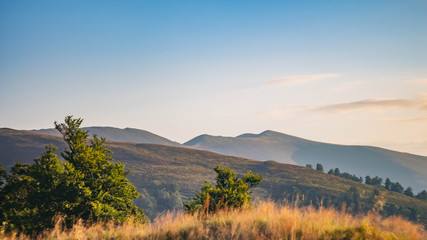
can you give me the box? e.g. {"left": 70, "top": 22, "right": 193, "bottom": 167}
{"left": 54, "top": 117, "right": 144, "bottom": 223}
{"left": 384, "top": 178, "right": 391, "bottom": 190}
{"left": 404, "top": 187, "right": 414, "bottom": 197}
{"left": 315, "top": 163, "right": 324, "bottom": 172}
{"left": 184, "top": 165, "right": 262, "bottom": 214}
{"left": 344, "top": 186, "right": 361, "bottom": 213}
{"left": 365, "top": 175, "right": 371, "bottom": 184}
{"left": 0, "top": 146, "right": 73, "bottom": 233}
{"left": 334, "top": 168, "right": 340, "bottom": 176}
{"left": 390, "top": 182, "right": 404, "bottom": 194}
{"left": 365, "top": 176, "right": 382, "bottom": 186}
{"left": 0, "top": 116, "right": 145, "bottom": 234}
{"left": 415, "top": 190, "right": 427, "bottom": 201}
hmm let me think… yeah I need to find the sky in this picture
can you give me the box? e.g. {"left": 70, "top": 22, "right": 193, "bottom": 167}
{"left": 1, "top": 0, "right": 427, "bottom": 155}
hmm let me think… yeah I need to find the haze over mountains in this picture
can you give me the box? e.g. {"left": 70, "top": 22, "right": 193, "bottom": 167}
{"left": 26, "top": 127, "right": 427, "bottom": 192}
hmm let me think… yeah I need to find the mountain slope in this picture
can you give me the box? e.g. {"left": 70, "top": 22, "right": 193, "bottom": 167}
{"left": 184, "top": 130, "right": 427, "bottom": 192}
{"left": 1, "top": 128, "right": 427, "bottom": 225}
{"left": 29, "top": 126, "right": 181, "bottom": 146}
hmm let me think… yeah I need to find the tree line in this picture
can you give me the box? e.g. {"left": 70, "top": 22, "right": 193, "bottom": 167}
{"left": 306, "top": 163, "right": 427, "bottom": 201}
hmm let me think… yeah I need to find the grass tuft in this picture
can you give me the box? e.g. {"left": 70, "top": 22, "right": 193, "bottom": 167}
{"left": 1, "top": 201, "right": 424, "bottom": 239}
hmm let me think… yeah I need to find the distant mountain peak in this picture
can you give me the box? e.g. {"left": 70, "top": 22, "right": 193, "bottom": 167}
{"left": 236, "top": 133, "right": 258, "bottom": 138}
{"left": 259, "top": 130, "right": 280, "bottom": 136}
{"left": 237, "top": 130, "right": 277, "bottom": 138}
{"left": 184, "top": 134, "right": 227, "bottom": 146}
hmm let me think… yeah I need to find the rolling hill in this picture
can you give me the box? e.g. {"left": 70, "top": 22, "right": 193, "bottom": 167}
{"left": 1, "top": 128, "right": 427, "bottom": 225}
{"left": 184, "top": 130, "right": 427, "bottom": 193}
{"left": 29, "top": 126, "right": 181, "bottom": 147}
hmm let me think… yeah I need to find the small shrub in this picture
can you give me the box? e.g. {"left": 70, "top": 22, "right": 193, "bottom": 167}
{"left": 184, "top": 164, "right": 262, "bottom": 214}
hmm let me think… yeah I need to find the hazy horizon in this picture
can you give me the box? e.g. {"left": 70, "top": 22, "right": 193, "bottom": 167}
{"left": 1, "top": 1, "right": 426, "bottom": 155}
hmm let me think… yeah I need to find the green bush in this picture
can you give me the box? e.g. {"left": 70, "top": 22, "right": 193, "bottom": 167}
{"left": 185, "top": 164, "right": 262, "bottom": 214}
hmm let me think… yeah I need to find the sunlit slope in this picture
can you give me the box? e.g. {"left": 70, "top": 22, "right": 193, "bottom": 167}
{"left": 30, "top": 126, "right": 181, "bottom": 146}
{"left": 185, "top": 130, "right": 427, "bottom": 192}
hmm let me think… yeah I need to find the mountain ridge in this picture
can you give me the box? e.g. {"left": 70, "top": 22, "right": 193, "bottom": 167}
{"left": 185, "top": 130, "right": 427, "bottom": 192}
{"left": 29, "top": 126, "right": 181, "bottom": 147}
{"left": 20, "top": 127, "right": 427, "bottom": 192}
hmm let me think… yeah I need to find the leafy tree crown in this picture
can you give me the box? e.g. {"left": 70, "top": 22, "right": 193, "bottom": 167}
{"left": 0, "top": 116, "right": 145, "bottom": 234}
{"left": 184, "top": 164, "right": 262, "bottom": 214}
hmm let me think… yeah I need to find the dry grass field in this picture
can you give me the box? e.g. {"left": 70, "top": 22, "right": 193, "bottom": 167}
{"left": 2, "top": 201, "right": 424, "bottom": 240}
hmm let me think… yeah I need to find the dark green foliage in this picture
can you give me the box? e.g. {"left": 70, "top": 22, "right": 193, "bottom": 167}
{"left": 0, "top": 116, "right": 145, "bottom": 234}
{"left": 408, "top": 207, "right": 420, "bottom": 222}
{"left": 0, "top": 164, "right": 6, "bottom": 187}
{"left": 404, "top": 187, "right": 414, "bottom": 197}
{"left": 368, "top": 188, "right": 386, "bottom": 213}
{"left": 53, "top": 117, "right": 145, "bottom": 223}
{"left": 340, "top": 172, "right": 363, "bottom": 182}
{"left": 344, "top": 187, "right": 361, "bottom": 213}
{"left": 134, "top": 181, "right": 184, "bottom": 220}
{"left": 341, "top": 187, "right": 387, "bottom": 214}
{"left": 327, "top": 169, "right": 334, "bottom": 175}
{"left": 416, "top": 190, "right": 427, "bottom": 201}
{"left": 0, "top": 146, "right": 73, "bottom": 233}
{"left": 333, "top": 168, "right": 340, "bottom": 176}
{"left": 372, "top": 176, "right": 383, "bottom": 186}
{"left": 365, "top": 175, "right": 371, "bottom": 184}
{"left": 391, "top": 182, "right": 404, "bottom": 194}
{"left": 382, "top": 203, "right": 398, "bottom": 216}
{"left": 384, "top": 178, "right": 391, "bottom": 190}
{"left": 381, "top": 203, "right": 422, "bottom": 222}
{"left": 184, "top": 164, "right": 262, "bottom": 214}
{"left": 315, "top": 163, "right": 323, "bottom": 172}
{"left": 365, "top": 176, "right": 382, "bottom": 186}
{"left": 305, "top": 164, "right": 313, "bottom": 169}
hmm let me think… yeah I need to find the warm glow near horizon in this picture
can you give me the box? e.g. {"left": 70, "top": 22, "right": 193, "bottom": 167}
{"left": 1, "top": 1, "right": 426, "bottom": 156}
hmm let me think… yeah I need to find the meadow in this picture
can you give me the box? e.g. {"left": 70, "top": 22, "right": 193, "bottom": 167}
{"left": 2, "top": 201, "right": 424, "bottom": 240}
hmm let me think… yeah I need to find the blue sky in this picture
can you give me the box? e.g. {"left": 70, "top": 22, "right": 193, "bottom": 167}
{"left": 1, "top": 0, "right": 427, "bottom": 155}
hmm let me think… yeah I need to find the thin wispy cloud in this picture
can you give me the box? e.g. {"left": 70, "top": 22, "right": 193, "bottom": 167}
{"left": 259, "top": 93, "right": 427, "bottom": 119}
{"left": 382, "top": 117, "right": 427, "bottom": 123}
{"left": 314, "top": 99, "right": 414, "bottom": 113}
{"left": 313, "top": 93, "right": 427, "bottom": 114}
{"left": 265, "top": 74, "right": 341, "bottom": 86}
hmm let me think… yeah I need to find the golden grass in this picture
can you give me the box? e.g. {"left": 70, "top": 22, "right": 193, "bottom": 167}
{"left": 1, "top": 201, "right": 424, "bottom": 240}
